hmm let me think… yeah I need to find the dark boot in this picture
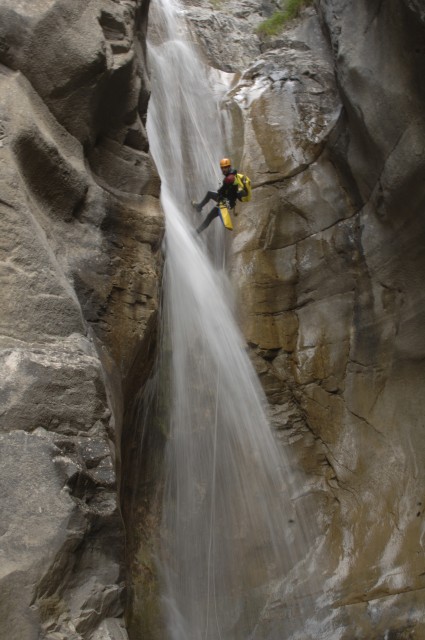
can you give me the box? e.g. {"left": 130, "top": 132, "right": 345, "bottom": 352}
{"left": 191, "top": 200, "right": 203, "bottom": 213}
{"left": 193, "top": 191, "right": 219, "bottom": 213}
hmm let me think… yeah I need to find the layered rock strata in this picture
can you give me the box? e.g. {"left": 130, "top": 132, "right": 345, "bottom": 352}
{"left": 0, "top": 1, "right": 163, "bottom": 639}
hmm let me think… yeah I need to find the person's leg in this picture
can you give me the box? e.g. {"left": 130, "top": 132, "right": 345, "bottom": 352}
{"left": 192, "top": 191, "right": 218, "bottom": 212}
{"left": 196, "top": 206, "right": 220, "bottom": 234}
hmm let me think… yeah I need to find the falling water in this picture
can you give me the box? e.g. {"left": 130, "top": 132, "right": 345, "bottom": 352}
{"left": 145, "top": 0, "right": 317, "bottom": 637}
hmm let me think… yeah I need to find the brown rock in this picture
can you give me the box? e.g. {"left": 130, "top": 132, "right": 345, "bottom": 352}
{"left": 0, "top": 0, "right": 162, "bottom": 638}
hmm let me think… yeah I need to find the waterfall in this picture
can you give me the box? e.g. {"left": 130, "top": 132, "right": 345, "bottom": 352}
{"left": 144, "top": 0, "right": 317, "bottom": 637}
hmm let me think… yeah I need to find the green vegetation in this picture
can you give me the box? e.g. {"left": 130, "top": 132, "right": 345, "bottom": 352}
{"left": 38, "top": 595, "right": 67, "bottom": 622}
{"left": 257, "top": 0, "right": 313, "bottom": 36}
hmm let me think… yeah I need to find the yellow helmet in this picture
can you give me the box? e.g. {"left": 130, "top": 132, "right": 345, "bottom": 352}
{"left": 219, "top": 157, "right": 231, "bottom": 168}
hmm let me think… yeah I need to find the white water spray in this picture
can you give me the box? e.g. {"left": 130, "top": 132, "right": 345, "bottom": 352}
{"left": 146, "top": 0, "right": 317, "bottom": 637}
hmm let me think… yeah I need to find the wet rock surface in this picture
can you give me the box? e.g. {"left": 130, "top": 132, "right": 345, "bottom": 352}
{"left": 185, "top": 0, "right": 425, "bottom": 637}
{"left": 0, "top": 0, "right": 163, "bottom": 638}
{"left": 2, "top": 0, "right": 425, "bottom": 638}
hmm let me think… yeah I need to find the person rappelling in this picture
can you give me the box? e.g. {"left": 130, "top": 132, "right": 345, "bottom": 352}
{"left": 192, "top": 158, "right": 252, "bottom": 234}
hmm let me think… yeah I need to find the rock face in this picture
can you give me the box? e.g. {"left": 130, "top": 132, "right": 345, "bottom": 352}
{"left": 0, "top": 1, "right": 163, "bottom": 639}
{"left": 185, "top": 0, "right": 425, "bottom": 637}
{"left": 2, "top": 0, "right": 425, "bottom": 638}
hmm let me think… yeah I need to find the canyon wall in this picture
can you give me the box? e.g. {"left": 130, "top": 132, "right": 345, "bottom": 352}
{"left": 1, "top": 0, "right": 425, "bottom": 638}
{"left": 184, "top": 0, "right": 425, "bottom": 636}
{"left": 0, "top": 1, "right": 163, "bottom": 639}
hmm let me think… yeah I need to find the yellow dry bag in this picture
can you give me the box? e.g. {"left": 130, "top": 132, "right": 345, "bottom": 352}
{"left": 218, "top": 202, "right": 233, "bottom": 230}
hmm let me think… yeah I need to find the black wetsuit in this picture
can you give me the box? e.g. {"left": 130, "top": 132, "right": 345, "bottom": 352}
{"left": 196, "top": 170, "right": 244, "bottom": 234}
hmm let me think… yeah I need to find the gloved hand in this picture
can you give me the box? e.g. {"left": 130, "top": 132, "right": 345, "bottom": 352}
{"left": 224, "top": 174, "right": 235, "bottom": 185}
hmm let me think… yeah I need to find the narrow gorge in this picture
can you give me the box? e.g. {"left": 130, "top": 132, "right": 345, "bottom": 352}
{"left": 0, "top": 1, "right": 424, "bottom": 639}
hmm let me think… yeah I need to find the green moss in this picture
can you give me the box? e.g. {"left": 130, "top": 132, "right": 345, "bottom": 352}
{"left": 126, "top": 539, "right": 164, "bottom": 639}
{"left": 38, "top": 594, "right": 67, "bottom": 622}
{"left": 257, "top": 0, "right": 313, "bottom": 36}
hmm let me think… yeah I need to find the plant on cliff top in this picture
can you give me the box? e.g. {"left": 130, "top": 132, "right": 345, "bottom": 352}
{"left": 257, "top": 0, "right": 313, "bottom": 36}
